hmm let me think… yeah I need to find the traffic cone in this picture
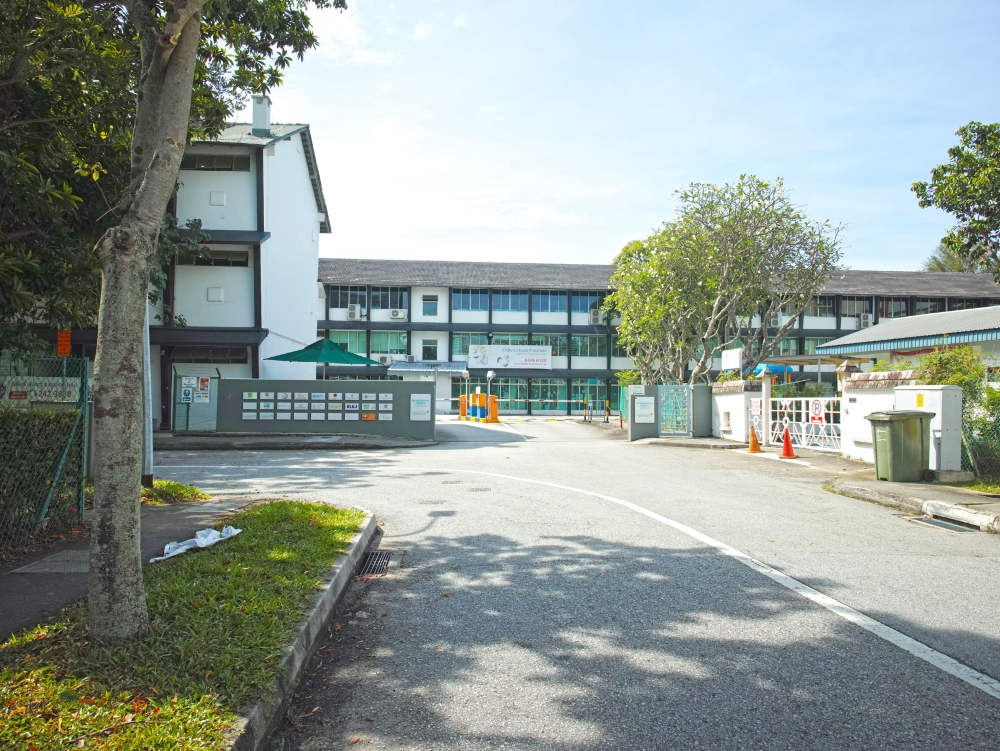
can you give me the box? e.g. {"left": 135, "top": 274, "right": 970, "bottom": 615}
{"left": 748, "top": 425, "right": 763, "bottom": 453}
{"left": 778, "top": 427, "right": 797, "bottom": 459}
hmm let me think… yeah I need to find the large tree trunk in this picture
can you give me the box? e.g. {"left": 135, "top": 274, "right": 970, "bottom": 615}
{"left": 88, "top": 229, "right": 155, "bottom": 640}
{"left": 87, "top": 4, "right": 204, "bottom": 643}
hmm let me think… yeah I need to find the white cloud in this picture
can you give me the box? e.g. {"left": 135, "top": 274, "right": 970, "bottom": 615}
{"left": 412, "top": 23, "right": 434, "bottom": 41}
{"left": 453, "top": 14, "right": 467, "bottom": 28}
{"left": 310, "top": 6, "right": 394, "bottom": 64}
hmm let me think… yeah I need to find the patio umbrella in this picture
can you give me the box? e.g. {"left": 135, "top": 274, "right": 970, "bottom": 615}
{"left": 264, "top": 338, "right": 381, "bottom": 365}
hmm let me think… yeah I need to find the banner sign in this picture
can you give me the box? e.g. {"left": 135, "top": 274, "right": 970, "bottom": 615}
{"left": 1, "top": 376, "right": 81, "bottom": 407}
{"left": 468, "top": 345, "right": 551, "bottom": 370}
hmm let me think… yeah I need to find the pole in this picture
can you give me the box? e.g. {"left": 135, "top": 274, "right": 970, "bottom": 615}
{"left": 762, "top": 375, "right": 772, "bottom": 447}
{"left": 142, "top": 307, "right": 153, "bottom": 488}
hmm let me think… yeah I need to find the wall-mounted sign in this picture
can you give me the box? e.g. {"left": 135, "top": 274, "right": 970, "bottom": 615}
{"left": 361, "top": 412, "right": 377, "bottom": 421}
{"left": 180, "top": 387, "right": 193, "bottom": 404}
{"left": 634, "top": 396, "right": 655, "bottom": 423}
{"left": 410, "top": 393, "right": 432, "bottom": 421}
{"left": 467, "top": 345, "right": 552, "bottom": 370}
{"left": 57, "top": 329, "right": 71, "bottom": 357}
{"left": 198, "top": 377, "right": 210, "bottom": 392}
{"left": 810, "top": 398, "right": 825, "bottom": 423}
{"left": 182, "top": 376, "right": 197, "bottom": 389}
{"left": 720, "top": 348, "right": 743, "bottom": 371}
{"left": 194, "top": 392, "right": 209, "bottom": 404}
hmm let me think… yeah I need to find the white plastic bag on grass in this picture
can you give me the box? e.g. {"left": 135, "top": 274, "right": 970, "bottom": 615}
{"left": 149, "top": 526, "right": 241, "bottom": 563}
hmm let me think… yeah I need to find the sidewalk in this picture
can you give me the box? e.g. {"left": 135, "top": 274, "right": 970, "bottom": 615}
{"left": 154, "top": 432, "right": 436, "bottom": 451}
{"left": 0, "top": 498, "right": 253, "bottom": 641}
{"left": 831, "top": 471, "right": 1000, "bottom": 533}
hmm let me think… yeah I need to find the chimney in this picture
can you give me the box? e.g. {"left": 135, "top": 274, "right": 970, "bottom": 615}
{"left": 251, "top": 95, "right": 271, "bottom": 137}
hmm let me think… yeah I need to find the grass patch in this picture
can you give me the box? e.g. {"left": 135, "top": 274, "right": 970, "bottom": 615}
{"left": 0, "top": 501, "right": 365, "bottom": 750}
{"left": 140, "top": 479, "right": 211, "bottom": 506}
{"left": 959, "top": 480, "right": 1000, "bottom": 495}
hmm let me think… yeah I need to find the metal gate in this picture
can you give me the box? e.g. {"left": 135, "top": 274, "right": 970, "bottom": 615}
{"left": 657, "top": 385, "right": 692, "bottom": 437}
{"left": 172, "top": 373, "right": 219, "bottom": 432}
{"left": 770, "top": 397, "right": 841, "bottom": 452}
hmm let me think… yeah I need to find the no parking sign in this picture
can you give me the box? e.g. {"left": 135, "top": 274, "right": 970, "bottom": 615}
{"left": 809, "top": 398, "right": 825, "bottom": 423}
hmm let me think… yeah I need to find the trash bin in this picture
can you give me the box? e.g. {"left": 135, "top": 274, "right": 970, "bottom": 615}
{"left": 865, "top": 410, "right": 936, "bottom": 482}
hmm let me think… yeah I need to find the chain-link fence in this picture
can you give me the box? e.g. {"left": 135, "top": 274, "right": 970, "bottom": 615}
{"left": 0, "top": 352, "right": 88, "bottom": 552}
{"left": 962, "top": 404, "right": 1000, "bottom": 480}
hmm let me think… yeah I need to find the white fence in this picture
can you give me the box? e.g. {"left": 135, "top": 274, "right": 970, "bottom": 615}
{"left": 750, "top": 397, "right": 842, "bottom": 452}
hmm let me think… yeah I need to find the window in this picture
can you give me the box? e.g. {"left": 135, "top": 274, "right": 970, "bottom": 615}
{"left": 948, "top": 298, "right": 992, "bottom": 310}
{"left": 571, "top": 334, "right": 607, "bottom": 357}
{"left": 572, "top": 292, "right": 606, "bottom": 313}
{"left": 530, "top": 334, "right": 567, "bottom": 356}
{"left": 530, "top": 379, "right": 567, "bottom": 412}
{"left": 612, "top": 337, "right": 631, "bottom": 358}
{"left": 422, "top": 295, "right": 438, "bottom": 316}
{"left": 422, "top": 339, "right": 438, "bottom": 361}
{"left": 328, "top": 286, "right": 367, "bottom": 309}
{"left": 453, "top": 289, "right": 489, "bottom": 311}
{"left": 531, "top": 290, "right": 568, "bottom": 313}
{"left": 804, "top": 337, "right": 833, "bottom": 355}
{"left": 491, "top": 333, "right": 529, "bottom": 345}
{"left": 176, "top": 250, "right": 249, "bottom": 267}
{"left": 327, "top": 330, "right": 367, "bottom": 355}
{"left": 804, "top": 296, "right": 835, "bottom": 318}
{"left": 776, "top": 338, "right": 799, "bottom": 356}
{"left": 180, "top": 154, "right": 251, "bottom": 171}
{"left": 370, "top": 287, "right": 409, "bottom": 311}
{"left": 914, "top": 298, "right": 945, "bottom": 315}
{"left": 841, "top": 296, "right": 872, "bottom": 320}
{"left": 879, "top": 297, "right": 908, "bottom": 319}
{"left": 452, "top": 333, "right": 488, "bottom": 355}
{"left": 493, "top": 290, "right": 529, "bottom": 312}
{"left": 171, "top": 347, "right": 248, "bottom": 363}
{"left": 369, "top": 331, "right": 408, "bottom": 355}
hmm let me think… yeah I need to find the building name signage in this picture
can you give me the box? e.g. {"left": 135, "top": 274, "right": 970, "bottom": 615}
{"left": 467, "top": 345, "right": 552, "bottom": 370}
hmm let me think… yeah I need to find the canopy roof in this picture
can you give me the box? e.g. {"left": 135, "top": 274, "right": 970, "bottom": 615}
{"left": 264, "top": 339, "right": 380, "bottom": 364}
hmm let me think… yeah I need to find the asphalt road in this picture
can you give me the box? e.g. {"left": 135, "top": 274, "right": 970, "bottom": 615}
{"left": 156, "top": 417, "right": 1000, "bottom": 750}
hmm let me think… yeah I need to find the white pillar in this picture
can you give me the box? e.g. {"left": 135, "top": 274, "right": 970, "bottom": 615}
{"left": 762, "top": 376, "right": 771, "bottom": 447}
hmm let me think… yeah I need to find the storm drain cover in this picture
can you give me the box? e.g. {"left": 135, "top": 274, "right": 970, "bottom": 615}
{"left": 418, "top": 500, "right": 446, "bottom": 505}
{"left": 467, "top": 487, "right": 492, "bottom": 492}
{"left": 441, "top": 480, "right": 462, "bottom": 485}
{"left": 908, "top": 516, "right": 978, "bottom": 533}
{"left": 13, "top": 549, "right": 89, "bottom": 574}
{"left": 359, "top": 551, "right": 392, "bottom": 576}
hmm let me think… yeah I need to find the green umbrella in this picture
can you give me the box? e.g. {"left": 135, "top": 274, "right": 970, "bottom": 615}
{"left": 264, "top": 338, "right": 381, "bottom": 365}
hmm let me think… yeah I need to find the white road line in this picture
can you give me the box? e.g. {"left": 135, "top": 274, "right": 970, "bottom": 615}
{"left": 499, "top": 422, "right": 528, "bottom": 441}
{"left": 439, "top": 467, "right": 1000, "bottom": 702}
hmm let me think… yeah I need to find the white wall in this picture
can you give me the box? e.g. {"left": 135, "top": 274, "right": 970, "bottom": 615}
{"left": 551, "top": 356, "right": 569, "bottom": 369}
{"left": 453, "top": 310, "right": 488, "bottom": 324}
{"left": 259, "top": 132, "right": 322, "bottom": 380}
{"left": 841, "top": 387, "right": 895, "bottom": 463}
{"left": 411, "top": 331, "right": 449, "bottom": 362}
{"left": 173, "top": 263, "right": 254, "bottom": 327}
{"left": 572, "top": 356, "right": 606, "bottom": 370}
{"left": 712, "top": 392, "right": 752, "bottom": 442}
{"left": 411, "top": 286, "right": 449, "bottom": 324}
{"left": 371, "top": 309, "right": 406, "bottom": 323}
{"left": 175, "top": 148, "right": 256, "bottom": 231}
{"left": 533, "top": 311, "right": 568, "bottom": 325}
{"left": 803, "top": 316, "right": 838, "bottom": 330}
{"left": 492, "top": 311, "right": 529, "bottom": 325}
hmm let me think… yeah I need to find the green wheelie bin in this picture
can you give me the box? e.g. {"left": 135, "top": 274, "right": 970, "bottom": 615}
{"left": 865, "top": 410, "right": 936, "bottom": 483}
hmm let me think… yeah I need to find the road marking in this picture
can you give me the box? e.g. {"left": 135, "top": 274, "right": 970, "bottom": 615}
{"left": 499, "top": 422, "right": 528, "bottom": 441}
{"left": 439, "top": 467, "right": 1000, "bottom": 702}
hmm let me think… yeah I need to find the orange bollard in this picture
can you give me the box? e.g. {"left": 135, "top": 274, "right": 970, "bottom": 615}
{"left": 778, "top": 427, "right": 797, "bottom": 459}
{"left": 748, "top": 425, "right": 763, "bottom": 453}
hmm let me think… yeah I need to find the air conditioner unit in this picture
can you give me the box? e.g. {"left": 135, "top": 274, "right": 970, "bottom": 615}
{"left": 769, "top": 317, "right": 780, "bottom": 328}
{"left": 390, "top": 308, "right": 406, "bottom": 320}
{"left": 589, "top": 309, "right": 604, "bottom": 325}
{"left": 406, "top": 355, "right": 415, "bottom": 363}
{"left": 860, "top": 313, "right": 873, "bottom": 328}
{"left": 347, "top": 303, "right": 359, "bottom": 320}
{"left": 378, "top": 355, "right": 391, "bottom": 365}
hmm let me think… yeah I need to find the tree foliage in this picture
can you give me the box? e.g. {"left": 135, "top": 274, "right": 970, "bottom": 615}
{"left": 922, "top": 243, "right": 982, "bottom": 273}
{"left": 607, "top": 176, "right": 842, "bottom": 384}
{"left": 913, "top": 122, "right": 1000, "bottom": 281}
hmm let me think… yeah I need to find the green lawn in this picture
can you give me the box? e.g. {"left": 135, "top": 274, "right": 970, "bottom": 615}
{"left": 959, "top": 480, "right": 1000, "bottom": 495}
{"left": 140, "top": 479, "right": 212, "bottom": 505}
{"left": 0, "top": 501, "right": 365, "bottom": 750}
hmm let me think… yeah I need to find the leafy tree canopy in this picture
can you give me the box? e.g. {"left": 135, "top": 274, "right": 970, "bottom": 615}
{"left": 922, "top": 243, "right": 982, "bottom": 273}
{"left": 913, "top": 122, "right": 1000, "bottom": 281}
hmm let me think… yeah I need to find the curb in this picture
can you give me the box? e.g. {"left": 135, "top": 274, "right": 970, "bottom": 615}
{"left": 635, "top": 437, "right": 748, "bottom": 450}
{"left": 228, "top": 511, "right": 379, "bottom": 751}
{"left": 831, "top": 480, "right": 1000, "bottom": 534}
{"left": 155, "top": 438, "right": 436, "bottom": 451}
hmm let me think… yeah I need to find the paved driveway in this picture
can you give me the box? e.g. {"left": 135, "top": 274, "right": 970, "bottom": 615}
{"left": 156, "top": 418, "right": 1000, "bottom": 750}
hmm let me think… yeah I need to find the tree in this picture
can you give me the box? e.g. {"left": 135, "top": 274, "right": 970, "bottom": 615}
{"left": 913, "top": 122, "right": 1000, "bottom": 281}
{"left": 67, "top": 0, "right": 344, "bottom": 643}
{"left": 922, "top": 243, "right": 982, "bottom": 273}
{"left": 607, "top": 176, "right": 842, "bottom": 384}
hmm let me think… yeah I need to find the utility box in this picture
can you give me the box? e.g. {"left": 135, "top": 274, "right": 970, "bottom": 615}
{"left": 866, "top": 410, "right": 935, "bottom": 483}
{"left": 893, "top": 385, "right": 963, "bottom": 473}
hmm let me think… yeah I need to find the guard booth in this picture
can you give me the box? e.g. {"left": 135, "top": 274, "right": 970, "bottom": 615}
{"left": 627, "top": 384, "right": 711, "bottom": 441}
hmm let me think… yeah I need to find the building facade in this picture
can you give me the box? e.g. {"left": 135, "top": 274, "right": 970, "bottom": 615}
{"left": 317, "top": 261, "right": 1000, "bottom": 413}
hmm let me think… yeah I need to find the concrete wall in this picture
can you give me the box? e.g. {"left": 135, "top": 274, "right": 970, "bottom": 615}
{"left": 411, "top": 286, "right": 449, "bottom": 324}
{"left": 173, "top": 259, "right": 255, "bottom": 328}
{"left": 411, "top": 330, "right": 449, "bottom": 362}
{"left": 175, "top": 148, "right": 257, "bottom": 230}
{"left": 712, "top": 391, "right": 752, "bottom": 442}
{"left": 841, "top": 387, "right": 895, "bottom": 463}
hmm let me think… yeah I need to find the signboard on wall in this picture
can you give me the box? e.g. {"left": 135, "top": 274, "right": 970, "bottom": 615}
{"left": 410, "top": 393, "right": 432, "bottom": 421}
{"left": 720, "top": 348, "right": 742, "bottom": 371}
{"left": 633, "top": 396, "right": 655, "bottom": 423}
{"left": 467, "top": 345, "right": 551, "bottom": 370}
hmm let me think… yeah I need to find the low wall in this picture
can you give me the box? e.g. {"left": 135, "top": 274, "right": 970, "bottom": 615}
{"left": 841, "top": 371, "right": 915, "bottom": 463}
{"left": 711, "top": 381, "right": 760, "bottom": 443}
{"left": 215, "top": 379, "right": 435, "bottom": 440}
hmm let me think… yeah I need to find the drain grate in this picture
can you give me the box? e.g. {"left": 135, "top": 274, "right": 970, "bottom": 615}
{"left": 13, "top": 549, "right": 89, "bottom": 574}
{"left": 908, "top": 516, "right": 978, "bottom": 533}
{"left": 419, "top": 500, "right": 446, "bottom": 505}
{"left": 467, "top": 487, "right": 491, "bottom": 492}
{"left": 441, "top": 480, "right": 462, "bottom": 485}
{"left": 359, "top": 550, "right": 392, "bottom": 576}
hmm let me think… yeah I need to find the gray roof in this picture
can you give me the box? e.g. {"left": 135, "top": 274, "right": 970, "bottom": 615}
{"left": 820, "top": 270, "right": 1000, "bottom": 297}
{"left": 817, "top": 306, "right": 1000, "bottom": 355}
{"left": 387, "top": 360, "right": 468, "bottom": 374}
{"left": 191, "top": 123, "right": 330, "bottom": 233}
{"left": 318, "top": 258, "right": 616, "bottom": 289}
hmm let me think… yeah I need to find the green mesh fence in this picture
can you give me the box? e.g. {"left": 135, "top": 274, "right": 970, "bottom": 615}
{"left": 0, "top": 352, "right": 88, "bottom": 552}
{"left": 962, "top": 404, "right": 1000, "bottom": 480}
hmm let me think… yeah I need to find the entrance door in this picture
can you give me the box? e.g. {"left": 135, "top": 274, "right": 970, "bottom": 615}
{"left": 657, "top": 385, "right": 691, "bottom": 436}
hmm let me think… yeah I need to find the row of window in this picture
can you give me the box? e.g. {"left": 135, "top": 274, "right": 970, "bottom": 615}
{"left": 179, "top": 154, "right": 252, "bottom": 171}
{"left": 327, "top": 286, "right": 409, "bottom": 310}
{"left": 176, "top": 250, "right": 249, "bottom": 267}
{"left": 450, "top": 377, "right": 621, "bottom": 412}
{"left": 326, "top": 287, "right": 608, "bottom": 314}
{"left": 323, "top": 330, "right": 630, "bottom": 359}
{"left": 792, "top": 295, "right": 1000, "bottom": 320}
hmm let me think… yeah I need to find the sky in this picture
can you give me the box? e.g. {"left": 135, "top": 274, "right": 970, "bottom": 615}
{"left": 240, "top": 0, "right": 1000, "bottom": 270}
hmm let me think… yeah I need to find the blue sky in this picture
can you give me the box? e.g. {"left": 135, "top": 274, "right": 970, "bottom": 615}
{"left": 250, "top": 0, "right": 1000, "bottom": 269}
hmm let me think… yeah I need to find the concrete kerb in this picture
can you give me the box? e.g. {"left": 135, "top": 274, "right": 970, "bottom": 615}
{"left": 227, "top": 511, "right": 379, "bottom": 751}
{"left": 830, "top": 476, "right": 1000, "bottom": 534}
{"left": 632, "top": 437, "right": 749, "bottom": 450}
{"left": 154, "top": 434, "right": 437, "bottom": 451}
